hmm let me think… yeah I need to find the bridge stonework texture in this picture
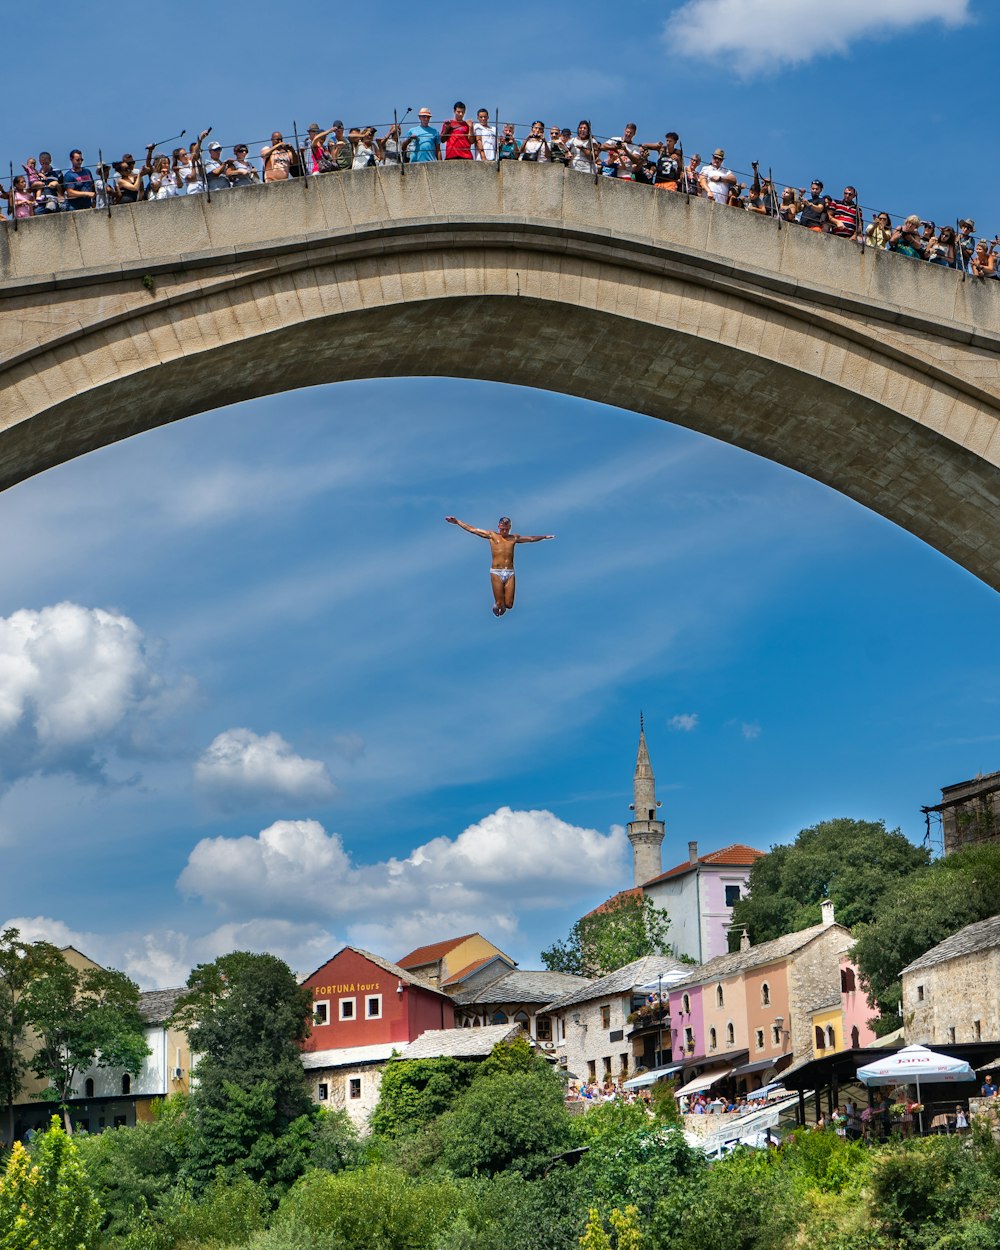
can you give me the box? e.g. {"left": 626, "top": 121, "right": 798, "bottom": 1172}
{"left": 1, "top": 162, "right": 999, "bottom": 588}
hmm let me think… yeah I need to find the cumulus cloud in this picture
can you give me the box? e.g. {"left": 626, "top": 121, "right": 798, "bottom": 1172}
{"left": 0, "top": 603, "right": 186, "bottom": 786}
{"left": 179, "top": 808, "right": 629, "bottom": 931}
{"left": 3, "top": 915, "right": 340, "bottom": 989}
{"left": 195, "top": 729, "right": 335, "bottom": 806}
{"left": 669, "top": 713, "right": 699, "bottom": 732}
{"left": 664, "top": 0, "right": 970, "bottom": 71}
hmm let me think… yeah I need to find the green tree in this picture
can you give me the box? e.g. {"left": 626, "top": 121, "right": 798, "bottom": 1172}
{"left": 171, "top": 950, "right": 315, "bottom": 1188}
{"left": 852, "top": 843, "right": 1000, "bottom": 1030}
{"left": 729, "top": 817, "right": 929, "bottom": 949}
{"left": 0, "top": 930, "right": 64, "bottom": 1145}
{"left": 541, "top": 892, "right": 672, "bottom": 977}
{"left": 22, "top": 958, "right": 149, "bottom": 1131}
{"left": 436, "top": 1067, "right": 573, "bottom": 1177}
{"left": 369, "top": 1056, "right": 476, "bottom": 1139}
{"left": 0, "top": 1115, "right": 102, "bottom": 1250}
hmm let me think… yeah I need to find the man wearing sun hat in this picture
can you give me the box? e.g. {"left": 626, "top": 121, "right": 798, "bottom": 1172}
{"left": 402, "top": 107, "right": 441, "bottom": 163}
{"left": 698, "top": 147, "right": 737, "bottom": 204}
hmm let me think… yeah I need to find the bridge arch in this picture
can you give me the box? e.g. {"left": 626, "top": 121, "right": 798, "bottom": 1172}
{"left": 2, "top": 162, "right": 999, "bottom": 587}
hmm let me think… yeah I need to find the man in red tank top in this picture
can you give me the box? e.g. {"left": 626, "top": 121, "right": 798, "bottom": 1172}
{"left": 441, "top": 102, "right": 474, "bottom": 160}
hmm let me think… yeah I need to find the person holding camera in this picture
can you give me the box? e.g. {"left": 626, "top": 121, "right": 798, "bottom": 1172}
{"left": 261, "top": 131, "right": 296, "bottom": 182}
{"left": 603, "top": 123, "right": 644, "bottom": 180}
{"left": 519, "top": 121, "right": 551, "bottom": 162}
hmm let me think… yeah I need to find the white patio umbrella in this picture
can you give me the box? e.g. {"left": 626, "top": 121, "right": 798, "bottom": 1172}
{"left": 856, "top": 1045, "right": 975, "bottom": 1133}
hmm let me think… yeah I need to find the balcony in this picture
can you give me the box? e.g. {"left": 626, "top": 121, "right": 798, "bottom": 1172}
{"left": 626, "top": 1005, "right": 670, "bottom": 1041}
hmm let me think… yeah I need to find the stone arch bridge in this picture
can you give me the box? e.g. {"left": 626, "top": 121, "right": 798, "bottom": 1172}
{"left": 2, "top": 162, "right": 1000, "bottom": 588}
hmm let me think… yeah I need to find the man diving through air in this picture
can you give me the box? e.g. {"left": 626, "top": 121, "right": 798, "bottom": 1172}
{"left": 445, "top": 516, "right": 555, "bottom": 616}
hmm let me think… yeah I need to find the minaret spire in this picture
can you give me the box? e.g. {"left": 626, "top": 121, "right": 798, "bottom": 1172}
{"left": 628, "top": 716, "right": 665, "bottom": 886}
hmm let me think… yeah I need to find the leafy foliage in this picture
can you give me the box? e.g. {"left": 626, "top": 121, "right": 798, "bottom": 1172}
{"left": 437, "top": 1067, "right": 573, "bottom": 1177}
{"left": 368, "top": 1056, "right": 475, "bottom": 1138}
{"left": 0, "top": 930, "right": 64, "bottom": 1142}
{"left": 852, "top": 843, "right": 1000, "bottom": 1026}
{"left": 22, "top": 959, "right": 149, "bottom": 1122}
{"left": 541, "top": 892, "right": 673, "bottom": 977}
{"left": 729, "top": 817, "right": 930, "bottom": 949}
{"left": 0, "top": 1115, "right": 102, "bottom": 1250}
{"left": 253, "top": 1164, "right": 462, "bottom": 1250}
{"left": 173, "top": 951, "right": 314, "bottom": 1188}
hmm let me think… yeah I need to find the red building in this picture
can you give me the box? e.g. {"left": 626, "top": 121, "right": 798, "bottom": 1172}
{"left": 301, "top": 946, "right": 454, "bottom": 1055}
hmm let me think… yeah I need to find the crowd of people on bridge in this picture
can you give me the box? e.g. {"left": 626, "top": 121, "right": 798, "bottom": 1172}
{"left": 3, "top": 105, "right": 997, "bottom": 276}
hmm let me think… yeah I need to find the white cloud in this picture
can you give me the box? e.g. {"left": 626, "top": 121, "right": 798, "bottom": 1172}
{"left": 664, "top": 0, "right": 970, "bottom": 71}
{"left": 2, "top": 915, "right": 340, "bottom": 989}
{"left": 741, "top": 722, "right": 762, "bottom": 741}
{"left": 178, "top": 809, "right": 629, "bottom": 939}
{"left": 0, "top": 603, "right": 187, "bottom": 786}
{"left": 195, "top": 729, "right": 335, "bottom": 806}
{"left": 669, "top": 713, "right": 699, "bottom": 732}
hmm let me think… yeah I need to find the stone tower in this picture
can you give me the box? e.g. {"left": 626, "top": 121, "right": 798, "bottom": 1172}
{"left": 628, "top": 716, "right": 665, "bottom": 886}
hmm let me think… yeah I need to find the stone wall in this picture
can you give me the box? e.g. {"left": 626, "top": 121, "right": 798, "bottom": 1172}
{"left": 554, "top": 993, "right": 636, "bottom": 1085}
{"left": 786, "top": 926, "right": 854, "bottom": 1060}
{"left": 903, "top": 949, "right": 1000, "bottom": 1045}
{"left": 307, "top": 1061, "right": 385, "bottom": 1131}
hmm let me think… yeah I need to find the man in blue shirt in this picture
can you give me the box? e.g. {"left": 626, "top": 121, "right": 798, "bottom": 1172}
{"left": 402, "top": 108, "right": 441, "bottom": 163}
{"left": 63, "top": 150, "right": 96, "bottom": 210}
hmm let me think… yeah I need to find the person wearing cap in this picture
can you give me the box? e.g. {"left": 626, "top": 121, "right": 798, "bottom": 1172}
{"left": 402, "top": 108, "right": 441, "bottom": 163}
{"left": 206, "top": 142, "right": 234, "bottom": 193}
{"left": 304, "top": 124, "right": 337, "bottom": 175}
{"left": 698, "top": 148, "right": 737, "bottom": 204}
{"left": 958, "top": 219, "right": 976, "bottom": 267}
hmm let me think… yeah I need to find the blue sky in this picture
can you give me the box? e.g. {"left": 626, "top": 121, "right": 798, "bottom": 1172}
{"left": 1, "top": 0, "right": 999, "bottom": 987}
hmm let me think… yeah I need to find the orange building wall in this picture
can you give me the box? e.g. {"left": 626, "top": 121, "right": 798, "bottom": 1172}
{"left": 744, "top": 963, "right": 792, "bottom": 1064}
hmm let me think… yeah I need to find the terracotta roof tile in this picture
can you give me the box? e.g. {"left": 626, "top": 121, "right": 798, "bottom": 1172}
{"left": 582, "top": 888, "right": 642, "bottom": 920}
{"left": 397, "top": 934, "right": 478, "bottom": 968}
{"left": 644, "top": 844, "right": 764, "bottom": 885}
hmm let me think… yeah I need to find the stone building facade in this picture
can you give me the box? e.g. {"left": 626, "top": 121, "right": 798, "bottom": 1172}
{"left": 902, "top": 914, "right": 1000, "bottom": 1045}
{"left": 542, "top": 955, "right": 688, "bottom": 1085}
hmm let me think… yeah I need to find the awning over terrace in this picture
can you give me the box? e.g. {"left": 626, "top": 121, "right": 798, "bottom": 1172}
{"left": 673, "top": 1067, "right": 733, "bottom": 1098}
{"left": 622, "top": 1063, "right": 683, "bottom": 1090}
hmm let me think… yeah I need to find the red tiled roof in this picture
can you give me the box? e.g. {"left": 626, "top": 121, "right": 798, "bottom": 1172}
{"left": 644, "top": 844, "right": 764, "bottom": 886}
{"left": 398, "top": 934, "right": 478, "bottom": 969}
{"left": 582, "top": 887, "right": 642, "bottom": 921}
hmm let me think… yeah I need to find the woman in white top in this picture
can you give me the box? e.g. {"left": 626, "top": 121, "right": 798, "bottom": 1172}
{"left": 148, "top": 154, "right": 179, "bottom": 199}
{"left": 352, "top": 127, "right": 378, "bottom": 170}
{"left": 566, "top": 120, "right": 598, "bottom": 175}
{"left": 518, "top": 120, "right": 551, "bottom": 163}
{"left": 175, "top": 130, "right": 210, "bottom": 195}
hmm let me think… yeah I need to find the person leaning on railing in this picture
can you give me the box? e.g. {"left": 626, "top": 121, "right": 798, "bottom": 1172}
{"left": 969, "top": 239, "right": 998, "bottom": 278}
{"left": 865, "top": 211, "right": 893, "bottom": 250}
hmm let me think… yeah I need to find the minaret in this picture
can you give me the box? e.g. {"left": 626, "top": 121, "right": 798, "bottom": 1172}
{"left": 628, "top": 714, "right": 665, "bottom": 886}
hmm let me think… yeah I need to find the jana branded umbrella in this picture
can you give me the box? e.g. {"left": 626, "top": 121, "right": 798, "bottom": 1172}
{"left": 856, "top": 1045, "right": 975, "bottom": 1130}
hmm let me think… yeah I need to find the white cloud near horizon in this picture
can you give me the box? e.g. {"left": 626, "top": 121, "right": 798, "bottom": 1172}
{"left": 195, "top": 728, "right": 336, "bottom": 806}
{"left": 0, "top": 603, "right": 189, "bottom": 787}
{"left": 664, "top": 0, "right": 970, "bottom": 71}
{"left": 179, "top": 808, "right": 629, "bottom": 935}
{"left": 669, "top": 713, "right": 699, "bottom": 732}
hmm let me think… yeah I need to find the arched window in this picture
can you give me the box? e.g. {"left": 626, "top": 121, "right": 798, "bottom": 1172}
{"left": 851, "top": 1026, "right": 860, "bottom": 1048}
{"left": 815, "top": 1026, "right": 825, "bottom": 1049}
{"left": 121, "top": 1074, "right": 131, "bottom": 1095}
{"left": 761, "top": 982, "right": 770, "bottom": 1007}
{"left": 841, "top": 967, "right": 856, "bottom": 992}
{"left": 709, "top": 1027, "right": 717, "bottom": 1051}
{"left": 84, "top": 1078, "right": 94, "bottom": 1098}
{"left": 716, "top": 984, "right": 724, "bottom": 1008}
{"left": 726, "top": 1022, "right": 734, "bottom": 1045}
{"left": 826, "top": 1025, "right": 836, "bottom": 1049}
{"left": 682, "top": 993, "right": 691, "bottom": 1015}
{"left": 492, "top": 1011, "right": 508, "bottom": 1024}
{"left": 513, "top": 1011, "right": 529, "bottom": 1028}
